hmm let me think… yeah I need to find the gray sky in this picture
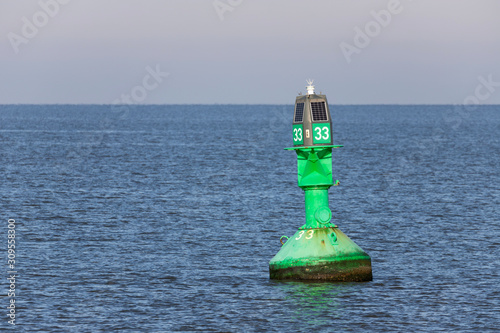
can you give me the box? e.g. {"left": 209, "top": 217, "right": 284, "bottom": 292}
{"left": 1, "top": 0, "right": 499, "bottom": 104}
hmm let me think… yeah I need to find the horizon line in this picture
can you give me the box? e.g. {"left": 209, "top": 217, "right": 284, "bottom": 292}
{"left": 1, "top": 103, "right": 499, "bottom": 106}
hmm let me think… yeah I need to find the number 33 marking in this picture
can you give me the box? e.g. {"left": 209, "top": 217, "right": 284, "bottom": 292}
{"left": 295, "top": 230, "right": 315, "bottom": 240}
{"left": 293, "top": 128, "right": 303, "bottom": 142}
{"left": 314, "top": 126, "right": 329, "bottom": 140}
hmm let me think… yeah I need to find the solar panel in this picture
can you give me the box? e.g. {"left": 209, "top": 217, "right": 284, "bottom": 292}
{"left": 311, "top": 102, "right": 327, "bottom": 121}
{"left": 294, "top": 103, "right": 304, "bottom": 122}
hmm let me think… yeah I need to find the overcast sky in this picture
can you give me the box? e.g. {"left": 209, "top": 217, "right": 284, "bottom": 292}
{"left": 1, "top": 0, "right": 499, "bottom": 104}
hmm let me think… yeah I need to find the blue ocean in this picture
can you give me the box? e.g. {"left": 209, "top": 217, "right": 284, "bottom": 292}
{"left": 1, "top": 104, "right": 499, "bottom": 332}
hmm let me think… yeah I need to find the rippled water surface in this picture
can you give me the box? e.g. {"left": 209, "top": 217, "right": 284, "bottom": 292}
{"left": 1, "top": 104, "right": 499, "bottom": 332}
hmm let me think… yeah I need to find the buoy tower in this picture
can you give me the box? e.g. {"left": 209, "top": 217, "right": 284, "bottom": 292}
{"left": 269, "top": 80, "right": 372, "bottom": 281}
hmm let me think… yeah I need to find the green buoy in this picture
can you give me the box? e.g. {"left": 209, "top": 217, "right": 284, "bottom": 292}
{"left": 269, "top": 80, "right": 372, "bottom": 281}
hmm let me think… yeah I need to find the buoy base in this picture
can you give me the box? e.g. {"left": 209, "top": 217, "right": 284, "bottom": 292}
{"left": 269, "top": 227, "right": 372, "bottom": 282}
{"left": 269, "top": 258, "right": 372, "bottom": 281}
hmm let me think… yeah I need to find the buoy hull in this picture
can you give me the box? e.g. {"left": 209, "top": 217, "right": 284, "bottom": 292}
{"left": 269, "top": 227, "right": 372, "bottom": 281}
